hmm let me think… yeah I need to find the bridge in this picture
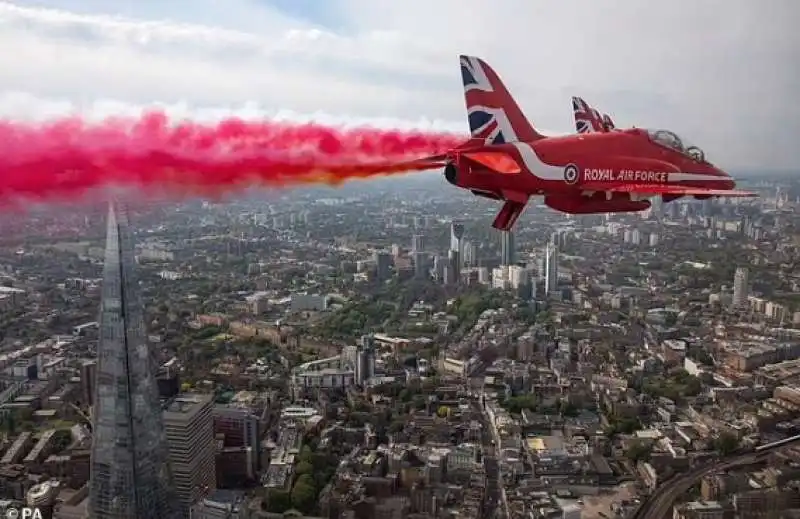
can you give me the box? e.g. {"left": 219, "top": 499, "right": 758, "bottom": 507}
{"left": 630, "top": 434, "right": 800, "bottom": 519}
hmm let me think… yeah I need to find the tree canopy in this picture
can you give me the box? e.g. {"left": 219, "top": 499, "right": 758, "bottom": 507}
{"left": 290, "top": 474, "right": 316, "bottom": 514}
{"left": 451, "top": 289, "right": 516, "bottom": 326}
{"left": 625, "top": 440, "right": 653, "bottom": 462}
{"left": 640, "top": 370, "right": 702, "bottom": 403}
{"left": 318, "top": 299, "right": 394, "bottom": 337}
{"left": 713, "top": 432, "right": 740, "bottom": 456}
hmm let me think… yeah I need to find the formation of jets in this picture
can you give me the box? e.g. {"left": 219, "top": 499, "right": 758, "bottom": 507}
{"left": 405, "top": 55, "right": 756, "bottom": 231}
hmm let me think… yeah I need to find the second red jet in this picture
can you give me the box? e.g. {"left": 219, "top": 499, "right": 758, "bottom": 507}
{"left": 413, "top": 55, "right": 756, "bottom": 231}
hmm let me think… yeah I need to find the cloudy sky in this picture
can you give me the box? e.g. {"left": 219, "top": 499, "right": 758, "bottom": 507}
{"left": 0, "top": 0, "right": 797, "bottom": 172}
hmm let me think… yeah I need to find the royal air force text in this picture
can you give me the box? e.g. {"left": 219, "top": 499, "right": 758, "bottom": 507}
{"left": 583, "top": 169, "right": 669, "bottom": 183}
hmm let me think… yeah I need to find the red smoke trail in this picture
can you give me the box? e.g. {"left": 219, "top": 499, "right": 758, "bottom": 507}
{"left": 0, "top": 112, "right": 463, "bottom": 204}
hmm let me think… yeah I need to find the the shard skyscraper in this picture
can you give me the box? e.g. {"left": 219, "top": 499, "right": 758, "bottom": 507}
{"left": 89, "top": 203, "right": 175, "bottom": 518}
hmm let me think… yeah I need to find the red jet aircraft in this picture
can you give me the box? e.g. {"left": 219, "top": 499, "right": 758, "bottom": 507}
{"left": 410, "top": 56, "right": 757, "bottom": 231}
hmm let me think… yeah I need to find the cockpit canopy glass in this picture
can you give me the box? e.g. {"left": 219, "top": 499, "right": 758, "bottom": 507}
{"left": 646, "top": 129, "right": 706, "bottom": 163}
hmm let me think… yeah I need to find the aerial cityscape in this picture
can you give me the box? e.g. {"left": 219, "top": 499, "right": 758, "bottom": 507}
{"left": 0, "top": 172, "right": 797, "bottom": 519}
{"left": 0, "top": 1, "right": 798, "bottom": 519}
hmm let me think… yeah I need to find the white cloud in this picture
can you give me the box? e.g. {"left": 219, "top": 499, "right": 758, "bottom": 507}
{"left": 0, "top": 0, "right": 797, "bottom": 171}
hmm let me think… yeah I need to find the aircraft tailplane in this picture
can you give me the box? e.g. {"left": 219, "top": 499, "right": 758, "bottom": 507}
{"left": 460, "top": 55, "right": 544, "bottom": 145}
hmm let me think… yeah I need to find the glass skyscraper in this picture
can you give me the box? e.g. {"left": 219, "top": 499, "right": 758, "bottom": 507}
{"left": 89, "top": 203, "right": 175, "bottom": 518}
{"left": 500, "top": 230, "right": 515, "bottom": 266}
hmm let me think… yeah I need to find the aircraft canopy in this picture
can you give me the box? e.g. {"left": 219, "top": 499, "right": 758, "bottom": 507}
{"left": 647, "top": 129, "right": 706, "bottom": 163}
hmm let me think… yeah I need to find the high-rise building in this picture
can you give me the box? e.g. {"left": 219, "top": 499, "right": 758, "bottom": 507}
{"left": 508, "top": 266, "right": 534, "bottom": 299}
{"left": 450, "top": 222, "right": 465, "bottom": 255}
{"left": 702, "top": 198, "right": 713, "bottom": 217}
{"left": 432, "top": 255, "right": 445, "bottom": 282}
{"left": 373, "top": 251, "right": 392, "bottom": 281}
{"left": 212, "top": 405, "right": 260, "bottom": 455}
{"left": 411, "top": 234, "right": 425, "bottom": 253}
{"left": 412, "top": 252, "right": 428, "bottom": 279}
{"left": 80, "top": 360, "right": 96, "bottom": 408}
{"left": 462, "top": 240, "right": 475, "bottom": 266}
{"left": 544, "top": 242, "right": 559, "bottom": 295}
{"left": 447, "top": 249, "right": 461, "bottom": 285}
{"left": 650, "top": 195, "right": 663, "bottom": 217}
{"left": 732, "top": 267, "right": 749, "bottom": 307}
{"left": 89, "top": 203, "right": 176, "bottom": 519}
{"left": 163, "top": 394, "right": 216, "bottom": 517}
{"left": 551, "top": 230, "right": 570, "bottom": 249}
{"left": 500, "top": 230, "right": 515, "bottom": 265}
{"left": 355, "top": 335, "right": 376, "bottom": 385}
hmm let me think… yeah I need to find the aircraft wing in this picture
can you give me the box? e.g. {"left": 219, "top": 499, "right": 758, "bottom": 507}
{"left": 581, "top": 183, "right": 758, "bottom": 197}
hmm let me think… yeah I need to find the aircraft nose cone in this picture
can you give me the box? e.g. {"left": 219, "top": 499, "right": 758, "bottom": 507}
{"left": 712, "top": 165, "right": 735, "bottom": 189}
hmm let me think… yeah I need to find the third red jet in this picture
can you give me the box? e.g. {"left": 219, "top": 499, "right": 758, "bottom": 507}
{"left": 412, "top": 55, "right": 756, "bottom": 231}
{"left": 572, "top": 96, "right": 616, "bottom": 134}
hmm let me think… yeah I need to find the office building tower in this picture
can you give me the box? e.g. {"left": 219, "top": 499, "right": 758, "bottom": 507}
{"left": 650, "top": 195, "right": 663, "bottom": 217}
{"left": 667, "top": 202, "right": 680, "bottom": 220}
{"left": 156, "top": 363, "right": 181, "bottom": 400}
{"left": 462, "top": 240, "right": 475, "bottom": 266}
{"left": 447, "top": 249, "right": 461, "bottom": 284}
{"left": 508, "top": 266, "right": 533, "bottom": 299}
{"left": 80, "top": 360, "right": 96, "bottom": 408}
{"left": 355, "top": 335, "right": 376, "bottom": 385}
{"left": 163, "top": 394, "right": 216, "bottom": 517}
{"left": 213, "top": 405, "right": 260, "bottom": 458}
{"left": 373, "top": 251, "right": 392, "bottom": 281}
{"left": 442, "top": 265, "right": 453, "bottom": 285}
{"left": 702, "top": 198, "right": 713, "bottom": 217}
{"left": 544, "top": 242, "right": 558, "bottom": 295}
{"left": 500, "top": 230, "right": 515, "bottom": 265}
{"left": 411, "top": 234, "right": 425, "bottom": 253}
{"left": 412, "top": 252, "right": 427, "bottom": 279}
{"left": 89, "top": 203, "right": 175, "bottom": 519}
{"left": 432, "top": 255, "right": 445, "bottom": 282}
{"left": 450, "top": 221, "right": 465, "bottom": 255}
{"left": 732, "top": 267, "right": 749, "bottom": 307}
{"left": 623, "top": 228, "right": 641, "bottom": 246}
{"left": 551, "top": 230, "right": 570, "bottom": 249}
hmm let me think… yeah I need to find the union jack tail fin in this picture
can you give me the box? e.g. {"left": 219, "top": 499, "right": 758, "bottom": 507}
{"left": 572, "top": 96, "right": 604, "bottom": 133}
{"left": 572, "top": 96, "right": 617, "bottom": 134}
{"left": 459, "top": 55, "right": 544, "bottom": 145}
{"left": 601, "top": 113, "right": 615, "bottom": 131}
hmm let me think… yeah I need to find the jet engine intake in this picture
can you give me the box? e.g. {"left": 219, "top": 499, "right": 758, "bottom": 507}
{"left": 444, "top": 163, "right": 458, "bottom": 186}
